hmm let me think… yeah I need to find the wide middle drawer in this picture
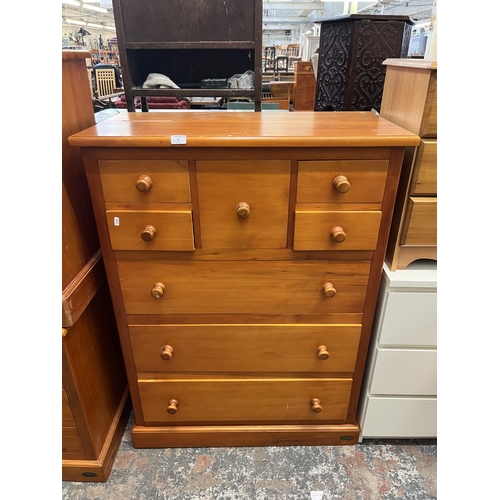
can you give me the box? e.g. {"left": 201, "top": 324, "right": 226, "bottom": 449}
{"left": 138, "top": 378, "right": 352, "bottom": 423}
{"left": 129, "top": 324, "right": 362, "bottom": 373}
{"left": 118, "top": 260, "right": 370, "bottom": 315}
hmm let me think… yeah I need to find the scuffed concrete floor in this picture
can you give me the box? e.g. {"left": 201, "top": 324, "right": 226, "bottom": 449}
{"left": 62, "top": 413, "right": 437, "bottom": 500}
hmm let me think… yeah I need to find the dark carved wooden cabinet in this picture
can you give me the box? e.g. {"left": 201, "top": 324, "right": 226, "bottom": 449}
{"left": 314, "top": 15, "right": 413, "bottom": 112}
{"left": 112, "top": 0, "right": 263, "bottom": 111}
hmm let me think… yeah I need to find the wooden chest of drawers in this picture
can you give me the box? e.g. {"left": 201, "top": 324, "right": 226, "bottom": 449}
{"left": 69, "top": 111, "right": 418, "bottom": 447}
{"left": 380, "top": 58, "right": 437, "bottom": 270}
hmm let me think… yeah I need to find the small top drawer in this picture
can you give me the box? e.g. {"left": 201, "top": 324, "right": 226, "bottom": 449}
{"left": 98, "top": 159, "right": 191, "bottom": 203}
{"left": 410, "top": 139, "right": 437, "bottom": 196}
{"left": 296, "top": 160, "right": 388, "bottom": 204}
{"left": 197, "top": 160, "right": 290, "bottom": 249}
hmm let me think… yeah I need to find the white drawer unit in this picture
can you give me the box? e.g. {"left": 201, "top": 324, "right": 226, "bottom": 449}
{"left": 358, "top": 260, "right": 437, "bottom": 440}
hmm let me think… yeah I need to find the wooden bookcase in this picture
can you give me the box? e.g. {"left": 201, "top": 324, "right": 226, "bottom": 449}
{"left": 112, "top": 0, "right": 263, "bottom": 111}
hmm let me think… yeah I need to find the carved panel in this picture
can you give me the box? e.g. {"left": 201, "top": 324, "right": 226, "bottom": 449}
{"left": 315, "top": 16, "right": 412, "bottom": 112}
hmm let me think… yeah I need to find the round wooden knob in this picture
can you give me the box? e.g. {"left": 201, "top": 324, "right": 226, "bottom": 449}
{"left": 161, "top": 345, "right": 174, "bottom": 360}
{"left": 236, "top": 202, "right": 250, "bottom": 219}
{"left": 322, "top": 283, "right": 336, "bottom": 298}
{"left": 311, "top": 398, "right": 322, "bottom": 413}
{"left": 141, "top": 225, "right": 157, "bottom": 242}
{"left": 330, "top": 226, "right": 346, "bottom": 243}
{"left": 333, "top": 175, "right": 350, "bottom": 193}
{"left": 151, "top": 282, "right": 166, "bottom": 299}
{"left": 167, "top": 399, "right": 178, "bottom": 414}
{"left": 135, "top": 174, "right": 153, "bottom": 192}
{"left": 317, "top": 345, "right": 330, "bottom": 360}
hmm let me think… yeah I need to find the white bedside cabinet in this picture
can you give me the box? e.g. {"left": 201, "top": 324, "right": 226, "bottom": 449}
{"left": 358, "top": 260, "right": 437, "bottom": 440}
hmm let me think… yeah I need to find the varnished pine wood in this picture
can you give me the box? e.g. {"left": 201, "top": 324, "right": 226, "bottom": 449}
{"left": 117, "top": 260, "right": 370, "bottom": 315}
{"left": 400, "top": 197, "right": 437, "bottom": 246}
{"left": 128, "top": 324, "right": 361, "bottom": 373}
{"left": 131, "top": 422, "right": 360, "bottom": 448}
{"left": 293, "top": 211, "right": 382, "bottom": 251}
{"left": 296, "top": 160, "right": 388, "bottom": 204}
{"left": 62, "top": 50, "right": 129, "bottom": 481}
{"left": 105, "top": 210, "right": 195, "bottom": 251}
{"left": 68, "top": 112, "right": 420, "bottom": 149}
{"left": 196, "top": 160, "right": 290, "bottom": 249}
{"left": 138, "top": 378, "right": 352, "bottom": 423}
{"left": 410, "top": 139, "right": 437, "bottom": 195}
{"left": 73, "top": 111, "right": 417, "bottom": 448}
{"left": 98, "top": 159, "right": 191, "bottom": 203}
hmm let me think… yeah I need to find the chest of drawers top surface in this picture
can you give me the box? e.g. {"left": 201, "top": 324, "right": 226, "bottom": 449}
{"left": 69, "top": 111, "right": 419, "bottom": 149}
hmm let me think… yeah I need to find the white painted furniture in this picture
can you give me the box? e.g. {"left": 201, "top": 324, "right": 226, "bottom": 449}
{"left": 358, "top": 260, "right": 437, "bottom": 440}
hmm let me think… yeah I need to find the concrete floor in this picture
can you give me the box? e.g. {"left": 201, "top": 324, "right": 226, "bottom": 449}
{"left": 62, "top": 412, "right": 437, "bottom": 500}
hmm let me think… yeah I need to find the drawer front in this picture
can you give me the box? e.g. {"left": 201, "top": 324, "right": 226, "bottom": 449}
{"left": 138, "top": 378, "right": 352, "bottom": 423}
{"left": 296, "top": 160, "right": 388, "bottom": 204}
{"left": 401, "top": 197, "right": 437, "bottom": 246}
{"left": 98, "top": 159, "right": 191, "bottom": 203}
{"left": 106, "top": 210, "right": 195, "bottom": 251}
{"left": 361, "top": 396, "right": 437, "bottom": 438}
{"left": 410, "top": 139, "right": 437, "bottom": 195}
{"left": 379, "top": 291, "right": 437, "bottom": 346}
{"left": 118, "top": 260, "right": 370, "bottom": 315}
{"left": 129, "top": 324, "right": 362, "bottom": 373}
{"left": 196, "top": 160, "right": 290, "bottom": 249}
{"left": 294, "top": 211, "right": 381, "bottom": 251}
{"left": 370, "top": 348, "right": 437, "bottom": 396}
{"left": 62, "top": 427, "right": 85, "bottom": 457}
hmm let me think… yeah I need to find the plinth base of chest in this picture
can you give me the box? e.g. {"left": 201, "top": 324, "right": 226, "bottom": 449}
{"left": 131, "top": 422, "right": 360, "bottom": 448}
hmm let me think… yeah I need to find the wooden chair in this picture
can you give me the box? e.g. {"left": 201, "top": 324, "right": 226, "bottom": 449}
{"left": 94, "top": 68, "right": 116, "bottom": 98}
{"left": 287, "top": 44, "right": 302, "bottom": 69}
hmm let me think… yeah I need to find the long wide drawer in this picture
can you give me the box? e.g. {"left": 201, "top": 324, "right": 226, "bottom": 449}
{"left": 118, "top": 260, "right": 370, "bottom": 315}
{"left": 129, "top": 324, "right": 362, "bottom": 373}
{"left": 138, "top": 378, "right": 352, "bottom": 423}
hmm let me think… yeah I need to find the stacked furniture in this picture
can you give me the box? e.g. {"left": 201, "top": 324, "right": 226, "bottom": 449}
{"left": 69, "top": 111, "right": 419, "bottom": 448}
{"left": 380, "top": 59, "right": 437, "bottom": 270}
{"left": 293, "top": 61, "right": 316, "bottom": 111}
{"left": 314, "top": 15, "right": 413, "bottom": 112}
{"left": 62, "top": 50, "right": 130, "bottom": 481}
{"left": 112, "top": 0, "right": 263, "bottom": 111}
{"left": 358, "top": 261, "right": 437, "bottom": 439}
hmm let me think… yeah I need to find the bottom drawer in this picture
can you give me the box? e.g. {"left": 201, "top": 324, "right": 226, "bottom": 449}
{"left": 62, "top": 427, "right": 85, "bottom": 457}
{"left": 138, "top": 378, "right": 352, "bottom": 424}
{"left": 360, "top": 396, "right": 437, "bottom": 438}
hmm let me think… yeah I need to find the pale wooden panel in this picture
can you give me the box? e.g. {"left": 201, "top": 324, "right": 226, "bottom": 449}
{"left": 294, "top": 211, "right": 382, "bottom": 251}
{"left": 296, "top": 160, "right": 388, "bottom": 204}
{"left": 117, "top": 260, "right": 370, "bottom": 315}
{"left": 106, "top": 210, "right": 194, "bottom": 251}
{"left": 401, "top": 198, "right": 437, "bottom": 246}
{"left": 370, "top": 348, "right": 437, "bottom": 396}
{"left": 379, "top": 291, "right": 437, "bottom": 346}
{"left": 361, "top": 396, "right": 437, "bottom": 438}
{"left": 410, "top": 139, "right": 437, "bottom": 195}
{"left": 422, "top": 71, "right": 437, "bottom": 137}
{"left": 129, "top": 324, "right": 362, "bottom": 373}
{"left": 196, "top": 160, "right": 290, "bottom": 249}
{"left": 138, "top": 378, "right": 352, "bottom": 423}
{"left": 99, "top": 159, "right": 191, "bottom": 203}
